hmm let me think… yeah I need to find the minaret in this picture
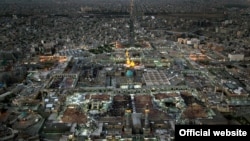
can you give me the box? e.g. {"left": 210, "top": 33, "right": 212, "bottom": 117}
{"left": 144, "top": 103, "right": 149, "bottom": 128}
{"left": 125, "top": 104, "right": 131, "bottom": 128}
{"left": 143, "top": 103, "right": 151, "bottom": 135}
{"left": 124, "top": 104, "right": 132, "bottom": 135}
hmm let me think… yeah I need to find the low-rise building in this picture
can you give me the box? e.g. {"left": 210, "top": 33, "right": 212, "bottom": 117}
{"left": 228, "top": 54, "right": 244, "bottom": 61}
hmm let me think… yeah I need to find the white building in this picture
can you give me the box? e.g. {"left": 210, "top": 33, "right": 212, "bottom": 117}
{"left": 228, "top": 54, "right": 244, "bottom": 61}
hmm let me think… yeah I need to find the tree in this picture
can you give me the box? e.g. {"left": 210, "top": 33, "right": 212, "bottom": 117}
{"left": 1, "top": 59, "right": 7, "bottom": 66}
{"left": 0, "top": 72, "right": 12, "bottom": 87}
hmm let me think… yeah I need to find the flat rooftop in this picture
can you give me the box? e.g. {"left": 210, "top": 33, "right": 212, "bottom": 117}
{"left": 61, "top": 108, "right": 87, "bottom": 124}
{"left": 85, "top": 94, "right": 110, "bottom": 101}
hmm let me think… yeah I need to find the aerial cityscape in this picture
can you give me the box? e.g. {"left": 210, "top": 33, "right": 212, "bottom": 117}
{"left": 0, "top": 0, "right": 250, "bottom": 140}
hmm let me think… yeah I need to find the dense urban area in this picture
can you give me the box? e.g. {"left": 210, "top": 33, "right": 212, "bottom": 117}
{"left": 0, "top": 0, "right": 250, "bottom": 140}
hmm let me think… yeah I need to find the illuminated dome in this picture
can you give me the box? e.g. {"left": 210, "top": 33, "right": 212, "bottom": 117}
{"left": 125, "top": 49, "right": 136, "bottom": 68}
{"left": 126, "top": 70, "right": 134, "bottom": 78}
